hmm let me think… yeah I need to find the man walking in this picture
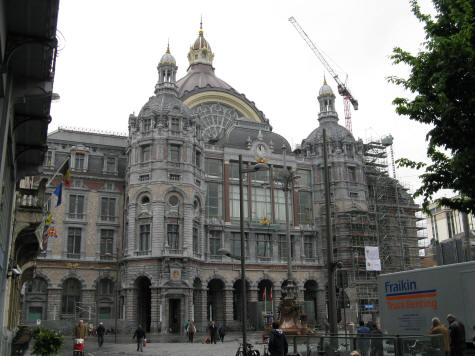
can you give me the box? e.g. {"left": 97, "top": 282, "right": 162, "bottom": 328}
{"left": 96, "top": 322, "right": 105, "bottom": 348}
{"left": 208, "top": 321, "right": 218, "bottom": 344}
{"left": 447, "top": 314, "right": 466, "bottom": 356}
{"left": 429, "top": 317, "right": 450, "bottom": 356}
{"left": 133, "top": 324, "right": 146, "bottom": 352}
{"left": 268, "top": 321, "right": 288, "bottom": 356}
{"left": 218, "top": 325, "right": 225, "bottom": 343}
{"left": 73, "top": 319, "right": 88, "bottom": 340}
{"left": 356, "top": 321, "right": 371, "bottom": 356}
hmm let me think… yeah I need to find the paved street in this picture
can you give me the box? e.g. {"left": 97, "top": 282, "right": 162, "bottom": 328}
{"left": 25, "top": 332, "right": 268, "bottom": 356}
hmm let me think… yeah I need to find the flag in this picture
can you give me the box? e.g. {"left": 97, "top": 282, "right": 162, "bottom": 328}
{"left": 53, "top": 183, "right": 62, "bottom": 206}
{"left": 47, "top": 224, "right": 57, "bottom": 239}
{"left": 45, "top": 212, "right": 53, "bottom": 226}
{"left": 262, "top": 288, "right": 267, "bottom": 300}
{"left": 59, "top": 158, "right": 71, "bottom": 187}
{"left": 270, "top": 288, "right": 273, "bottom": 301}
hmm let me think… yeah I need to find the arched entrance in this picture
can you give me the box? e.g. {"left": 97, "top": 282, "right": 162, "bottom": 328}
{"left": 207, "top": 279, "right": 225, "bottom": 325}
{"left": 135, "top": 277, "right": 151, "bottom": 332}
{"left": 304, "top": 280, "right": 318, "bottom": 323}
{"left": 232, "top": 279, "right": 250, "bottom": 321}
{"left": 257, "top": 279, "right": 273, "bottom": 302}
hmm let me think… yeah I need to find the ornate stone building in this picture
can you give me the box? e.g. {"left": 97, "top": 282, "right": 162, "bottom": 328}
{"left": 25, "top": 25, "right": 420, "bottom": 333}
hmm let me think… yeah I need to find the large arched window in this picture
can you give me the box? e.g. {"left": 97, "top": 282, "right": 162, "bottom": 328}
{"left": 62, "top": 278, "right": 81, "bottom": 315}
{"left": 97, "top": 279, "right": 114, "bottom": 320}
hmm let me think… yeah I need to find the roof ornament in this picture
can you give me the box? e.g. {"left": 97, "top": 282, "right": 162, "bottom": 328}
{"left": 199, "top": 16, "right": 203, "bottom": 35}
{"left": 167, "top": 39, "right": 170, "bottom": 53}
{"left": 323, "top": 73, "right": 327, "bottom": 85}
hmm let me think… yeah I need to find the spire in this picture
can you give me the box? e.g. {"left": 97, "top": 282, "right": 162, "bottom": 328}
{"left": 323, "top": 74, "right": 327, "bottom": 85}
{"left": 187, "top": 18, "right": 214, "bottom": 68}
{"left": 200, "top": 16, "right": 203, "bottom": 35}
{"left": 166, "top": 39, "right": 170, "bottom": 54}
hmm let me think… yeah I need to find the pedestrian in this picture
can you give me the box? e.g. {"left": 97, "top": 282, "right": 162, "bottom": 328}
{"left": 268, "top": 321, "right": 288, "bottom": 356}
{"left": 73, "top": 319, "right": 88, "bottom": 340}
{"left": 369, "top": 322, "right": 383, "bottom": 356}
{"left": 218, "top": 325, "right": 225, "bottom": 343}
{"left": 184, "top": 319, "right": 190, "bottom": 333}
{"left": 96, "top": 322, "right": 105, "bottom": 348}
{"left": 133, "top": 324, "right": 146, "bottom": 352}
{"left": 356, "top": 321, "right": 370, "bottom": 356}
{"left": 446, "top": 314, "right": 466, "bottom": 356}
{"left": 428, "top": 317, "right": 450, "bottom": 356}
{"left": 208, "top": 321, "right": 218, "bottom": 344}
{"left": 187, "top": 320, "right": 196, "bottom": 343}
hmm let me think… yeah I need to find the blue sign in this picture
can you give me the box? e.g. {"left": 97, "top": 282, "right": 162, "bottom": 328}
{"left": 365, "top": 304, "right": 374, "bottom": 309}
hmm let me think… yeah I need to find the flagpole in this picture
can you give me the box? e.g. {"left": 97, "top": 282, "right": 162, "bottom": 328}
{"left": 264, "top": 289, "right": 267, "bottom": 314}
{"left": 45, "top": 157, "right": 70, "bottom": 187}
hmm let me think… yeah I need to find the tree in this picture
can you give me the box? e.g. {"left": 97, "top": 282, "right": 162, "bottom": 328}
{"left": 388, "top": 0, "right": 475, "bottom": 214}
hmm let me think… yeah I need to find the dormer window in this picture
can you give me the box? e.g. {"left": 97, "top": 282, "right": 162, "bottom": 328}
{"left": 143, "top": 118, "right": 151, "bottom": 132}
{"left": 171, "top": 118, "right": 180, "bottom": 132}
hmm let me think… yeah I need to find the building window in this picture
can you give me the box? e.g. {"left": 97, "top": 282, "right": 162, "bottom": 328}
{"left": 231, "top": 232, "right": 248, "bottom": 258}
{"left": 139, "top": 174, "right": 150, "bottom": 182}
{"left": 140, "top": 145, "right": 151, "bottom": 162}
{"left": 143, "top": 118, "right": 151, "bottom": 132}
{"left": 67, "top": 227, "right": 82, "bottom": 259}
{"left": 252, "top": 167, "right": 269, "bottom": 183}
{"left": 274, "top": 190, "right": 293, "bottom": 223}
{"left": 100, "top": 197, "right": 116, "bottom": 221}
{"left": 169, "top": 174, "right": 180, "bottom": 181}
{"left": 430, "top": 215, "right": 439, "bottom": 241}
{"left": 100, "top": 229, "right": 114, "bottom": 260}
{"left": 206, "top": 182, "right": 223, "bottom": 218}
{"left": 44, "top": 151, "right": 54, "bottom": 167}
{"left": 348, "top": 167, "right": 356, "bottom": 182}
{"left": 304, "top": 235, "right": 314, "bottom": 258}
{"left": 346, "top": 144, "right": 354, "bottom": 158}
{"left": 230, "top": 161, "right": 247, "bottom": 181}
{"left": 171, "top": 118, "right": 180, "bottom": 132}
{"left": 256, "top": 233, "right": 272, "bottom": 258}
{"left": 209, "top": 230, "right": 222, "bottom": 256}
{"left": 27, "top": 278, "right": 47, "bottom": 293}
{"left": 169, "top": 144, "right": 181, "bottom": 162}
{"left": 105, "top": 157, "right": 116, "bottom": 173}
{"left": 298, "top": 191, "right": 313, "bottom": 224}
{"left": 205, "top": 159, "right": 223, "bottom": 178}
{"left": 193, "top": 227, "right": 199, "bottom": 254}
{"left": 278, "top": 235, "right": 295, "bottom": 259}
{"left": 62, "top": 278, "right": 81, "bottom": 315}
{"left": 195, "top": 150, "right": 201, "bottom": 168}
{"left": 446, "top": 212, "right": 455, "bottom": 239}
{"left": 167, "top": 224, "right": 179, "bottom": 249}
{"left": 98, "top": 279, "right": 114, "bottom": 295}
{"left": 252, "top": 187, "right": 271, "bottom": 220}
{"left": 74, "top": 153, "right": 85, "bottom": 170}
{"left": 296, "top": 170, "right": 311, "bottom": 188}
{"left": 139, "top": 224, "right": 150, "bottom": 251}
{"left": 230, "top": 185, "right": 248, "bottom": 219}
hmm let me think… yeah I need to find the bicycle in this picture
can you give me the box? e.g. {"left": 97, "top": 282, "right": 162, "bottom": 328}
{"left": 235, "top": 342, "right": 261, "bottom": 356}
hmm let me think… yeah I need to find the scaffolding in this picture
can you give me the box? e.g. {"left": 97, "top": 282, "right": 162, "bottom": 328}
{"left": 323, "top": 137, "right": 422, "bottom": 320}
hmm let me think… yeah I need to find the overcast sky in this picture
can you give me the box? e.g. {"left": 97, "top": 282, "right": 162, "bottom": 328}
{"left": 50, "top": 0, "right": 436, "bottom": 194}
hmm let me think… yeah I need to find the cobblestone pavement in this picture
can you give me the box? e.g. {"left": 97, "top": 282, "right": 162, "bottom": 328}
{"left": 26, "top": 332, "right": 268, "bottom": 356}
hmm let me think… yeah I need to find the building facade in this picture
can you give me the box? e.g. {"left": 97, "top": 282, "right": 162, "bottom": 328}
{"left": 25, "top": 26, "right": 420, "bottom": 333}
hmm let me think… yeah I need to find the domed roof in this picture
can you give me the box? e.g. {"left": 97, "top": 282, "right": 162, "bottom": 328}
{"left": 176, "top": 64, "right": 233, "bottom": 97}
{"left": 159, "top": 45, "right": 176, "bottom": 65}
{"left": 193, "top": 28, "right": 211, "bottom": 51}
{"left": 305, "top": 121, "right": 355, "bottom": 144}
{"left": 138, "top": 93, "right": 192, "bottom": 120}
{"left": 318, "top": 78, "right": 334, "bottom": 97}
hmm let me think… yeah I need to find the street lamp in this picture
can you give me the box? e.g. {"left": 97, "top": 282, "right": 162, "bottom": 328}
{"left": 218, "top": 154, "right": 268, "bottom": 350}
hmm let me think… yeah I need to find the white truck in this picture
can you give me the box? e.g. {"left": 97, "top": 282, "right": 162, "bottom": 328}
{"left": 377, "top": 261, "right": 475, "bottom": 344}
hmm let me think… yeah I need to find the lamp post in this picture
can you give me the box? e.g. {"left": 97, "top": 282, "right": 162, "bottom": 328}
{"left": 219, "top": 154, "right": 268, "bottom": 350}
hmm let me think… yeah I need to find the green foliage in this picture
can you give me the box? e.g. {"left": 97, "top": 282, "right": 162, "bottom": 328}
{"left": 32, "top": 327, "right": 64, "bottom": 356}
{"left": 389, "top": 0, "right": 475, "bottom": 214}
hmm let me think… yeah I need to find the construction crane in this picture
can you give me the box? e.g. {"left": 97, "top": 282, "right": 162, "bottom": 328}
{"left": 289, "top": 16, "right": 358, "bottom": 132}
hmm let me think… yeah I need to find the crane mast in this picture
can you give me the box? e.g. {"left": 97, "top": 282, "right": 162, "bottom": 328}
{"left": 289, "top": 16, "right": 358, "bottom": 132}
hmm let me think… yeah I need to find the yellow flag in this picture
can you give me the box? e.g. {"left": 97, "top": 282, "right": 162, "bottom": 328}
{"left": 45, "top": 213, "right": 53, "bottom": 226}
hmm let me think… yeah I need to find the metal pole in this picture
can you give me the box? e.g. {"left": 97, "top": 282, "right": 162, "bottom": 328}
{"left": 462, "top": 212, "right": 472, "bottom": 261}
{"left": 239, "top": 154, "right": 248, "bottom": 348}
{"left": 323, "top": 129, "right": 337, "bottom": 335}
{"left": 283, "top": 147, "right": 292, "bottom": 280}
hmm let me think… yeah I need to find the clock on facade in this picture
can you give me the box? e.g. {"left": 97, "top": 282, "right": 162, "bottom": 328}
{"left": 256, "top": 143, "right": 267, "bottom": 156}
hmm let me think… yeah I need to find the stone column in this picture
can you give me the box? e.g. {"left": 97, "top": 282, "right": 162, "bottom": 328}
{"left": 248, "top": 287, "right": 258, "bottom": 302}
{"left": 47, "top": 288, "right": 61, "bottom": 321}
{"left": 200, "top": 288, "right": 208, "bottom": 331}
{"left": 183, "top": 203, "right": 193, "bottom": 255}
{"left": 224, "top": 288, "right": 234, "bottom": 326}
{"left": 150, "top": 287, "right": 159, "bottom": 333}
{"left": 316, "top": 287, "right": 327, "bottom": 325}
{"left": 125, "top": 288, "right": 136, "bottom": 322}
{"left": 127, "top": 204, "right": 136, "bottom": 254}
{"left": 224, "top": 161, "right": 230, "bottom": 223}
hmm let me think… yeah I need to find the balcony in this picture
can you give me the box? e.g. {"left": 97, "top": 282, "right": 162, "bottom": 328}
{"left": 100, "top": 215, "right": 118, "bottom": 223}
{"left": 163, "top": 247, "right": 184, "bottom": 256}
{"left": 67, "top": 213, "right": 85, "bottom": 220}
{"left": 100, "top": 253, "right": 115, "bottom": 261}
{"left": 65, "top": 252, "right": 81, "bottom": 260}
{"left": 134, "top": 250, "right": 151, "bottom": 256}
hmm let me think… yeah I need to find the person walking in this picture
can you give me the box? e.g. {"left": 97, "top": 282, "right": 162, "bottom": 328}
{"left": 133, "top": 324, "right": 146, "bottom": 352}
{"left": 429, "top": 317, "right": 450, "bottom": 356}
{"left": 73, "top": 320, "right": 88, "bottom": 354}
{"left": 208, "top": 321, "right": 218, "bottom": 344}
{"left": 96, "top": 322, "right": 105, "bottom": 348}
{"left": 356, "top": 321, "right": 371, "bottom": 356}
{"left": 369, "top": 322, "right": 383, "bottom": 356}
{"left": 447, "top": 314, "right": 466, "bottom": 356}
{"left": 218, "top": 325, "right": 225, "bottom": 343}
{"left": 187, "top": 320, "right": 196, "bottom": 343}
{"left": 184, "top": 319, "right": 190, "bottom": 334}
{"left": 268, "top": 321, "right": 288, "bottom": 356}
